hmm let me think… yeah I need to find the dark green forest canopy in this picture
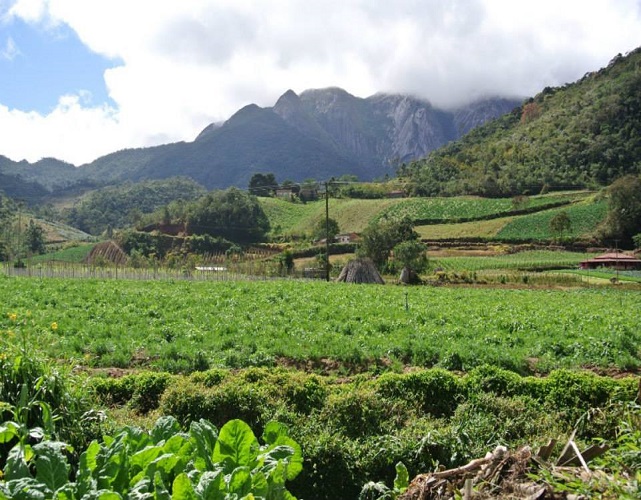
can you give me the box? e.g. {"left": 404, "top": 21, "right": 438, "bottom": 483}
{"left": 186, "top": 187, "right": 270, "bottom": 244}
{"left": 64, "top": 177, "right": 206, "bottom": 235}
{"left": 400, "top": 47, "right": 641, "bottom": 197}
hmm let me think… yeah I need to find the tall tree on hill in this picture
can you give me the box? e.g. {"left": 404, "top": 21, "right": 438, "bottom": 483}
{"left": 25, "top": 219, "right": 46, "bottom": 255}
{"left": 248, "top": 173, "right": 277, "bottom": 197}
{"left": 358, "top": 216, "right": 418, "bottom": 269}
{"left": 187, "top": 188, "right": 270, "bottom": 244}
{"left": 394, "top": 239, "right": 428, "bottom": 284}
{"left": 602, "top": 174, "right": 641, "bottom": 246}
{"left": 313, "top": 217, "right": 340, "bottom": 243}
{"left": 549, "top": 211, "right": 572, "bottom": 242}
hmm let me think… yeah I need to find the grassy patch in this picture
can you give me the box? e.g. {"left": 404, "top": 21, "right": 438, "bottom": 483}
{"left": 31, "top": 243, "right": 96, "bottom": 263}
{"left": 260, "top": 197, "right": 404, "bottom": 236}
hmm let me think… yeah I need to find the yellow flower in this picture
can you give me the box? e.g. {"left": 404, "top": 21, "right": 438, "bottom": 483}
{"left": 51, "top": 322, "right": 58, "bottom": 331}
{"left": 8, "top": 312, "right": 17, "bottom": 322}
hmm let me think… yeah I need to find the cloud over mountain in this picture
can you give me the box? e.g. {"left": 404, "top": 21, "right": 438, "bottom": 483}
{"left": 1, "top": 0, "right": 640, "bottom": 164}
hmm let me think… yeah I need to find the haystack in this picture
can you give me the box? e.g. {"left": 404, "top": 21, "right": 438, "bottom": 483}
{"left": 336, "top": 258, "right": 384, "bottom": 284}
{"left": 85, "top": 240, "right": 128, "bottom": 266}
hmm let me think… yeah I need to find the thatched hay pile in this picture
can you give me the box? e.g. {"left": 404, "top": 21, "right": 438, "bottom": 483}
{"left": 399, "top": 266, "right": 422, "bottom": 285}
{"left": 337, "top": 258, "right": 384, "bottom": 284}
{"left": 85, "top": 241, "right": 128, "bottom": 266}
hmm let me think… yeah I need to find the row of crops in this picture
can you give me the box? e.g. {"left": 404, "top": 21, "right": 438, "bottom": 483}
{"left": 431, "top": 249, "right": 597, "bottom": 272}
{"left": 377, "top": 191, "right": 589, "bottom": 224}
{"left": 2, "top": 276, "right": 639, "bottom": 374}
{"left": 417, "top": 198, "right": 607, "bottom": 242}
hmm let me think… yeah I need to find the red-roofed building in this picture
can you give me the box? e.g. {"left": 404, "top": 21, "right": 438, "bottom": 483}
{"left": 580, "top": 252, "right": 641, "bottom": 270}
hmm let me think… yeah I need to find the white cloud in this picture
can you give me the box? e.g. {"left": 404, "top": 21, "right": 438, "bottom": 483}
{"left": 2, "top": 0, "right": 641, "bottom": 164}
{"left": 0, "top": 95, "right": 128, "bottom": 165}
{"left": 1, "top": 35, "right": 19, "bottom": 59}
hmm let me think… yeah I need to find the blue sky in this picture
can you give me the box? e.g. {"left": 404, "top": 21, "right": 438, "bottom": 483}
{"left": 0, "top": 17, "right": 115, "bottom": 112}
{"left": 1, "top": 0, "right": 640, "bottom": 165}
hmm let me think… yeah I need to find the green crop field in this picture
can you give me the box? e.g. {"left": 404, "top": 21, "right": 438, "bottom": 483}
{"left": 260, "top": 191, "right": 594, "bottom": 238}
{"left": 2, "top": 275, "right": 640, "bottom": 499}
{"left": 416, "top": 198, "right": 607, "bottom": 242}
{"left": 416, "top": 217, "right": 510, "bottom": 239}
{"left": 376, "top": 191, "right": 590, "bottom": 223}
{"left": 2, "top": 276, "right": 639, "bottom": 374}
{"left": 496, "top": 199, "right": 607, "bottom": 241}
{"left": 431, "top": 250, "right": 598, "bottom": 272}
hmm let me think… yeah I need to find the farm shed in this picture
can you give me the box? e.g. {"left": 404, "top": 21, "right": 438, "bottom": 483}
{"left": 579, "top": 252, "right": 641, "bottom": 270}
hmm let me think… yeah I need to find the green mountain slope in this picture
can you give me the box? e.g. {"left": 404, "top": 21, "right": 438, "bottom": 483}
{"left": 401, "top": 47, "right": 641, "bottom": 196}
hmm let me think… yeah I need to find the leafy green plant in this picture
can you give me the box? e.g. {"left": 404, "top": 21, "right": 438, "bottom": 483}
{"left": 0, "top": 417, "right": 302, "bottom": 499}
{"left": 359, "top": 462, "right": 409, "bottom": 499}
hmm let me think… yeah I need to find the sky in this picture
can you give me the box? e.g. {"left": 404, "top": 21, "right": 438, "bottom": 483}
{"left": 1, "top": 0, "right": 640, "bottom": 166}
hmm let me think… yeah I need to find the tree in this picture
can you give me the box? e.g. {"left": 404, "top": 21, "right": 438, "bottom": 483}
{"left": 549, "top": 211, "right": 572, "bottom": 241}
{"left": 313, "top": 217, "right": 340, "bottom": 242}
{"left": 358, "top": 216, "right": 418, "bottom": 269}
{"left": 603, "top": 175, "right": 641, "bottom": 246}
{"left": 25, "top": 219, "right": 46, "bottom": 255}
{"left": 187, "top": 188, "right": 270, "bottom": 244}
{"left": 0, "top": 195, "right": 14, "bottom": 260}
{"left": 511, "top": 194, "right": 530, "bottom": 211}
{"left": 248, "top": 173, "right": 277, "bottom": 197}
{"left": 393, "top": 240, "right": 428, "bottom": 284}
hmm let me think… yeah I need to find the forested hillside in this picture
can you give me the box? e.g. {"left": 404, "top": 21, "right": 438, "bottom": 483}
{"left": 63, "top": 177, "right": 206, "bottom": 235}
{"left": 400, "top": 47, "right": 641, "bottom": 196}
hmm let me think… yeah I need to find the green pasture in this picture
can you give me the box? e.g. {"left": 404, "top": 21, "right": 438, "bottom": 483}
{"left": 1, "top": 276, "right": 639, "bottom": 374}
{"left": 30, "top": 243, "right": 96, "bottom": 263}
{"left": 260, "top": 197, "right": 403, "bottom": 236}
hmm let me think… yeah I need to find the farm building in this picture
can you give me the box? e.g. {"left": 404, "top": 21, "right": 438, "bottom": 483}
{"left": 579, "top": 252, "right": 641, "bottom": 270}
{"left": 275, "top": 188, "right": 295, "bottom": 200}
{"left": 336, "top": 233, "right": 360, "bottom": 244}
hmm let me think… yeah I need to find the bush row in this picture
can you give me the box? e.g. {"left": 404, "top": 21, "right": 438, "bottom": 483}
{"left": 89, "top": 366, "right": 638, "bottom": 500}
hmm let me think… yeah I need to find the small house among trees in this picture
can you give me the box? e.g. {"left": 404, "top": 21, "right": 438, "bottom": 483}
{"left": 580, "top": 252, "right": 641, "bottom": 270}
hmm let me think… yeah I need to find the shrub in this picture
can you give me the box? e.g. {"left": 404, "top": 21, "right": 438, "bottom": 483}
{"left": 319, "top": 386, "right": 410, "bottom": 439}
{"left": 463, "top": 365, "right": 524, "bottom": 397}
{"left": 451, "top": 393, "right": 561, "bottom": 452}
{"left": 375, "top": 369, "right": 463, "bottom": 417}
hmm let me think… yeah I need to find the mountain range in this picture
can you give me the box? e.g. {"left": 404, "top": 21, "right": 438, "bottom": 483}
{"left": 0, "top": 89, "right": 519, "bottom": 201}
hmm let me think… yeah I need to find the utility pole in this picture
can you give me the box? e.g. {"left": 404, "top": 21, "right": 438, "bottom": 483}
{"left": 325, "top": 180, "right": 330, "bottom": 282}
{"left": 614, "top": 239, "right": 620, "bottom": 283}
